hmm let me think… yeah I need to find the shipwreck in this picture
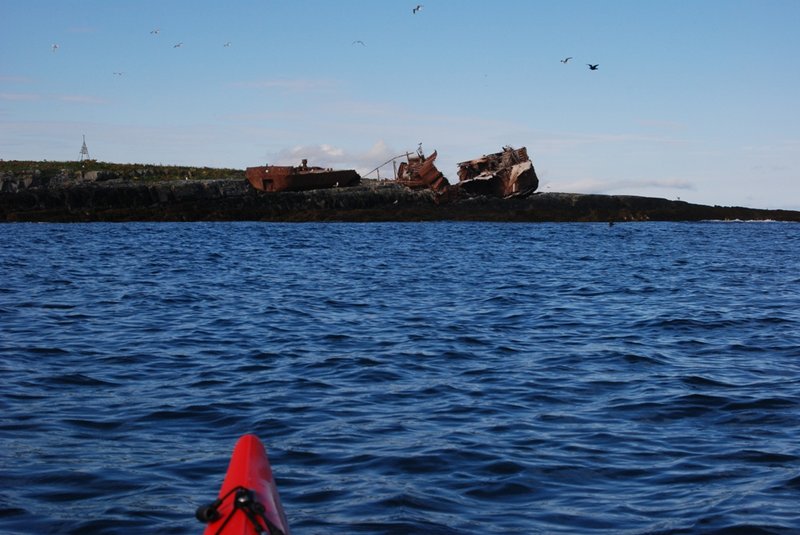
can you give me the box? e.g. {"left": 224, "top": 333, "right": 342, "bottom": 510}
{"left": 245, "top": 159, "right": 360, "bottom": 193}
{"left": 456, "top": 146, "right": 538, "bottom": 198}
{"left": 367, "top": 144, "right": 539, "bottom": 199}
{"left": 396, "top": 149, "right": 450, "bottom": 194}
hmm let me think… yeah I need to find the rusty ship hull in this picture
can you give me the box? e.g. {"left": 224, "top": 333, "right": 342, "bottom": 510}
{"left": 246, "top": 160, "right": 360, "bottom": 193}
{"left": 396, "top": 150, "right": 449, "bottom": 194}
{"left": 456, "top": 146, "right": 538, "bottom": 198}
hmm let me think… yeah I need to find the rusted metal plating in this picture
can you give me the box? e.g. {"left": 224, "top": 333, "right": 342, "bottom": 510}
{"left": 456, "top": 146, "right": 538, "bottom": 198}
{"left": 245, "top": 159, "right": 360, "bottom": 192}
{"left": 396, "top": 150, "right": 450, "bottom": 194}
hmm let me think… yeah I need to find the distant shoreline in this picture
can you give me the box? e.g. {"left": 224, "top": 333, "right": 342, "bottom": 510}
{"left": 1, "top": 161, "right": 798, "bottom": 223}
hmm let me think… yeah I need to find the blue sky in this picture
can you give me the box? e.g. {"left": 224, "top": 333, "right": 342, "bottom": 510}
{"left": 2, "top": 0, "right": 799, "bottom": 209}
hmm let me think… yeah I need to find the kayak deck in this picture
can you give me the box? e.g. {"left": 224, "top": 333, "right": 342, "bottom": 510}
{"left": 198, "top": 434, "right": 290, "bottom": 535}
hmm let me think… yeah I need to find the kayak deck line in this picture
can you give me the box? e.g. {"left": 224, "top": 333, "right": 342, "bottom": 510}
{"left": 197, "top": 485, "right": 284, "bottom": 535}
{"left": 198, "top": 434, "right": 290, "bottom": 535}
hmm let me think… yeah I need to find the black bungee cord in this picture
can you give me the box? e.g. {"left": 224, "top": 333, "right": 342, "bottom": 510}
{"left": 196, "top": 486, "right": 285, "bottom": 535}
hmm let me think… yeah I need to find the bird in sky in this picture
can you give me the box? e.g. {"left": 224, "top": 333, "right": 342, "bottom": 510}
{"left": 560, "top": 57, "right": 572, "bottom": 63}
{"left": 173, "top": 42, "right": 183, "bottom": 48}
{"left": 113, "top": 71, "right": 124, "bottom": 76}
{"left": 587, "top": 64, "right": 599, "bottom": 70}
{"left": 223, "top": 41, "right": 232, "bottom": 47}
{"left": 150, "top": 28, "right": 160, "bottom": 35}
{"left": 51, "top": 44, "right": 59, "bottom": 53}
{"left": 352, "top": 40, "right": 365, "bottom": 46}
{"left": 413, "top": 4, "right": 423, "bottom": 14}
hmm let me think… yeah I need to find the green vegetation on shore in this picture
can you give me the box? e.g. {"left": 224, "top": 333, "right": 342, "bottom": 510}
{"left": 0, "top": 160, "right": 245, "bottom": 182}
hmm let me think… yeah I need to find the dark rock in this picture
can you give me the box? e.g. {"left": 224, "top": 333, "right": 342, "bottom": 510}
{"left": 1, "top": 171, "right": 798, "bottom": 223}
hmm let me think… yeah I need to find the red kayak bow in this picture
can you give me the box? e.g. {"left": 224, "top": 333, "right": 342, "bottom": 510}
{"left": 197, "top": 434, "right": 290, "bottom": 535}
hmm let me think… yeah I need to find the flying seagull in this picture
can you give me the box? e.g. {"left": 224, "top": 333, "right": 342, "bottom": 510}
{"left": 150, "top": 28, "right": 160, "bottom": 35}
{"left": 413, "top": 4, "right": 423, "bottom": 14}
{"left": 560, "top": 57, "right": 572, "bottom": 63}
{"left": 587, "top": 64, "right": 599, "bottom": 70}
{"left": 352, "top": 40, "right": 365, "bottom": 46}
{"left": 51, "top": 44, "right": 59, "bottom": 53}
{"left": 173, "top": 42, "right": 183, "bottom": 48}
{"left": 113, "top": 71, "right": 124, "bottom": 76}
{"left": 223, "top": 41, "right": 232, "bottom": 47}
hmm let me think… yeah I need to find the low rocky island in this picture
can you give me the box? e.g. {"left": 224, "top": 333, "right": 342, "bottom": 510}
{"left": 2, "top": 160, "right": 798, "bottom": 223}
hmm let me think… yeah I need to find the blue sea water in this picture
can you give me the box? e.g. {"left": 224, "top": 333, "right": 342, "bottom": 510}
{"left": 1, "top": 221, "right": 799, "bottom": 535}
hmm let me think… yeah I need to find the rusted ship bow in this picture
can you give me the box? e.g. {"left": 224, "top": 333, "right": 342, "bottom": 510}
{"left": 246, "top": 159, "right": 360, "bottom": 192}
{"left": 456, "top": 146, "right": 538, "bottom": 197}
{"left": 396, "top": 150, "right": 449, "bottom": 194}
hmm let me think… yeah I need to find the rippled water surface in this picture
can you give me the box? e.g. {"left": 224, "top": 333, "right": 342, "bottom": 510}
{"left": 1, "top": 221, "right": 799, "bottom": 534}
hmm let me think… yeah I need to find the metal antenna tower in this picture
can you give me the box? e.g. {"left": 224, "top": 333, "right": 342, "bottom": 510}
{"left": 79, "top": 135, "right": 90, "bottom": 161}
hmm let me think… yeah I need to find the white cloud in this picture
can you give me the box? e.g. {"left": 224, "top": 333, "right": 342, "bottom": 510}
{"left": 636, "top": 119, "right": 688, "bottom": 131}
{"left": 0, "top": 75, "right": 34, "bottom": 84}
{"left": 231, "top": 79, "right": 338, "bottom": 92}
{"left": 743, "top": 139, "right": 800, "bottom": 154}
{"left": 57, "top": 95, "right": 108, "bottom": 104}
{"left": 557, "top": 177, "right": 696, "bottom": 195}
{"left": 272, "top": 140, "right": 399, "bottom": 175}
{"left": 0, "top": 92, "right": 106, "bottom": 104}
{"left": 0, "top": 93, "right": 40, "bottom": 101}
{"left": 529, "top": 131, "right": 692, "bottom": 154}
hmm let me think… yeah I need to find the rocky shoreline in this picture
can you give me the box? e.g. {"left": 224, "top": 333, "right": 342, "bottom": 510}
{"left": 1, "top": 163, "right": 798, "bottom": 223}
